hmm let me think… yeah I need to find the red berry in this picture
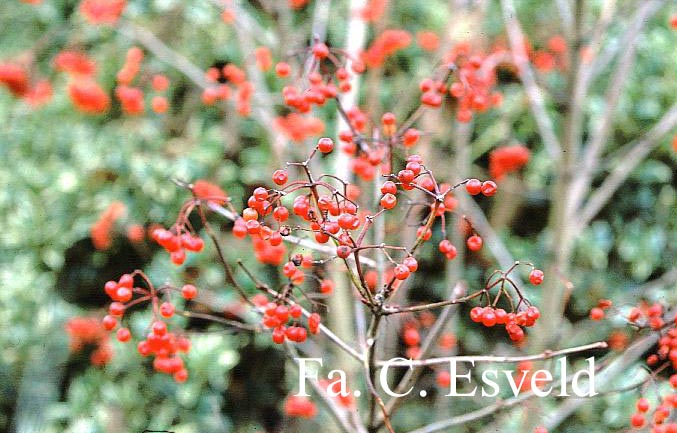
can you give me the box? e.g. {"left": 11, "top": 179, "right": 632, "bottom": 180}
{"left": 152, "top": 320, "right": 167, "bottom": 336}
{"left": 102, "top": 315, "right": 117, "bottom": 330}
{"left": 398, "top": 169, "right": 415, "bottom": 184}
{"left": 403, "top": 328, "right": 420, "bottom": 346}
{"left": 173, "top": 368, "right": 188, "bottom": 383}
{"left": 481, "top": 180, "right": 497, "bottom": 196}
{"left": 590, "top": 307, "right": 605, "bottom": 321}
{"left": 466, "top": 235, "right": 483, "bottom": 251}
{"left": 529, "top": 269, "right": 544, "bottom": 285}
{"left": 312, "top": 43, "right": 329, "bottom": 59}
{"left": 465, "top": 179, "right": 482, "bottom": 195}
{"left": 394, "top": 264, "right": 411, "bottom": 280}
{"left": 381, "top": 112, "right": 396, "bottom": 125}
{"left": 380, "top": 193, "right": 397, "bottom": 209}
{"left": 275, "top": 62, "right": 291, "bottom": 77}
{"left": 636, "top": 398, "right": 650, "bottom": 413}
{"left": 116, "top": 327, "right": 131, "bottom": 342}
{"left": 290, "top": 304, "right": 302, "bottom": 318}
{"left": 403, "top": 256, "right": 418, "bottom": 272}
{"left": 630, "top": 413, "right": 644, "bottom": 428}
{"left": 336, "top": 245, "right": 352, "bottom": 259}
{"left": 381, "top": 181, "right": 397, "bottom": 195}
{"left": 320, "top": 279, "right": 334, "bottom": 294}
{"left": 439, "top": 239, "right": 454, "bottom": 254}
{"left": 482, "top": 309, "right": 497, "bottom": 327}
{"left": 160, "top": 302, "right": 175, "bottom": 318}
{"left": 118, "top": 274, "right": 134, "bottom": 288}
{"left": 436, "top": 370, "right": 451, "bottom": 387}
{"left": 317, "top": 137, "right": 334, "bottom": 153}
{"left": 109, "top": 302, "right": 125, "bottom": 317}
{"left": 253, "top": 187, "right": 268, "bottom": 201}
{"left": 170, "top": 249, "right": 186, "bottom": 265}
{"left": 272, "top": 169, "right": 288, "bottom": 185}
{"left": 181, "top": 284, "right": 197, "bottom": 300}
{"left": 403, "top": 128, "right": 420, "bottom": 147}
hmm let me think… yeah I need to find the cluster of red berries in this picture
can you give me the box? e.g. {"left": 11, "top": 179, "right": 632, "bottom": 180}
{"left": 630, "top": 392, "right": 677, "bottom": 431}
{"left": 254, "top": 296, "right": 321, "bottom": 344}
{"left": 469, "top": 305, "right": 541, "bottom": 342}
{"left": 488, "top": 145, "right": 531, "bottom": 180}
{"left": 362, "top": 29, "right": 412, "bottom": 68}
{"left": 102, "top": 271, "right": 197, "bottom": 382}
{"left": 202, "top": 63, "right": 252, "bottom": 115}
{"left": 151, "top": 228, "right": 204, "bottom": 265}
{"left": 65, "top": 316, "right": 113, "bottom": 366}
{"left": 589, "top": 299, "right": 613, "bottom": 321}
{"left": 136, "top": 320, "right": 191, "bottom": 383}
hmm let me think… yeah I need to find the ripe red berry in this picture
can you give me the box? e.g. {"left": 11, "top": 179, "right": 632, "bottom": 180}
{"left": 336, "top": 245, "right": 352, "bottom": 259}
{"left": 436, "top": 370, "right": 451, "bottom": 387}
{"left": 466, "top": 235, "right": 483, "bottom": 251}
{"left": 403, "top": 328, "right": 420, "bottom": 346}
{"left": 630, "top": 413, "right": 644, "bottom": 428}
{"left": 116, "top": 327, "right": 131, "bottom": 342}
{"left": 394, "top": 264, "right": 410, "bottom": 280}
{"left": 317, "top": 137, "right": 334, "bottom": 153}
{"left": 312, "top": 42, "right": 329, "bottom": 59}
{"left": 253, "top": 187, "right": 268, "bottom": 201}
{"left": 118, "top": 274, "right": 134, "bottom": 288}
{"left": 465, "top": 178, "right": 482, "bottom": 195}
{"left": 380, "top": 181, "right": 397, "bottom": 195}
{"left": 102, "top": 315, "right": 117, "bottom": 330}
{"left": 380, "top": 193, "right": 397, "bottom": 209}
{"left": 381, "top": 112, "right": 396, "bottom": 125}
{"left": 481, "top": 180, "right": 497, "bottom": 196}
{"left": 439, "top": 239, "right": 454, "bottom": 254}
{"left": 160, "top": 302, "right": 175, "bottom": 318}
{"left": 403, "top": 128, "right": 420, "bottom": 147}
{"left": 152, "top": 320, "right": 167, "bottom": 336}
{"left": 403, "top": 256, "right": 418, "bottom": 272}
{"left": 109, "top": 302, "right": 125, "bottom": 317}
{"left": 590, "top": 307, "right": 605, "bottom": 321}
{"left": 482, "top": 309, "right": 497, "bottom": 327}
{"left": 636, "top": 398, "right": 650, "bottom": 413}
{"left": 170, "top": 249, "right": 186, "bottom": 265}
{"left": 181, "top": 284, "right": 197, "bottom": 300}
{"left": 319, "top": 279, "right": 335, "bottom": 294}
{"left": 272, "top": 169, "right": 288, "bottom": 185}
{"left": 529, "top": 269, "right": 544, "bottom": 285}
{"left": 275, "top": 62, "right": 291, "bottom": 77}
{"left": 533, "top": 427, "right": 548, "bottom": 433}
{"left": 272, "top": 327, "right": 286, "bottom": 344}
{"left": 398, "top": 169, "right": 415, "bottom": 184}
{"left": 290, "top": 304, "right": 303, "bottom": 318}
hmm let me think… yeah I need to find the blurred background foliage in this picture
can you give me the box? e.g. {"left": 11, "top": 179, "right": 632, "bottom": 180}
{"left": 1, "top": 0, "right": 677, "bottom": 433}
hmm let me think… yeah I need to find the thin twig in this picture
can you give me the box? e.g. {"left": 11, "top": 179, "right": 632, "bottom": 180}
{"left": 499, "top": 0, "right": 561, "bottom": 159}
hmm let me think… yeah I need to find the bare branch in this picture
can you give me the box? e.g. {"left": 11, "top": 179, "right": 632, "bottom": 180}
{"left": 499, "top": 0, "right": 561, "bottom": 159}
{"left": 377, "top": 340, "right": 607, "bottom": 368}
{"left": 577, "top": 101, "right": 677, "bottom": 230}
{"left": 567, "top": 0, "right": 665, "bottom": 217}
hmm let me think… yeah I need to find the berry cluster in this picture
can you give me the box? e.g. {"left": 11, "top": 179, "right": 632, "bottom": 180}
{"left": 630, "top": 392, "right": 677, "bottom": 431}
{"left": 467, "top": 263, "right": 544, "bottom": 342}
{"left": 151, "top": 227, "right": 204, "bottom": 265}
{"left": 102, "top": 271, "right": 196, "bottom": 382}
{"left": 255, "top": 295, "right": 321, "bottom": 345}
{"left": 65, "top": 316, "right": 112, "bottom": 366}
